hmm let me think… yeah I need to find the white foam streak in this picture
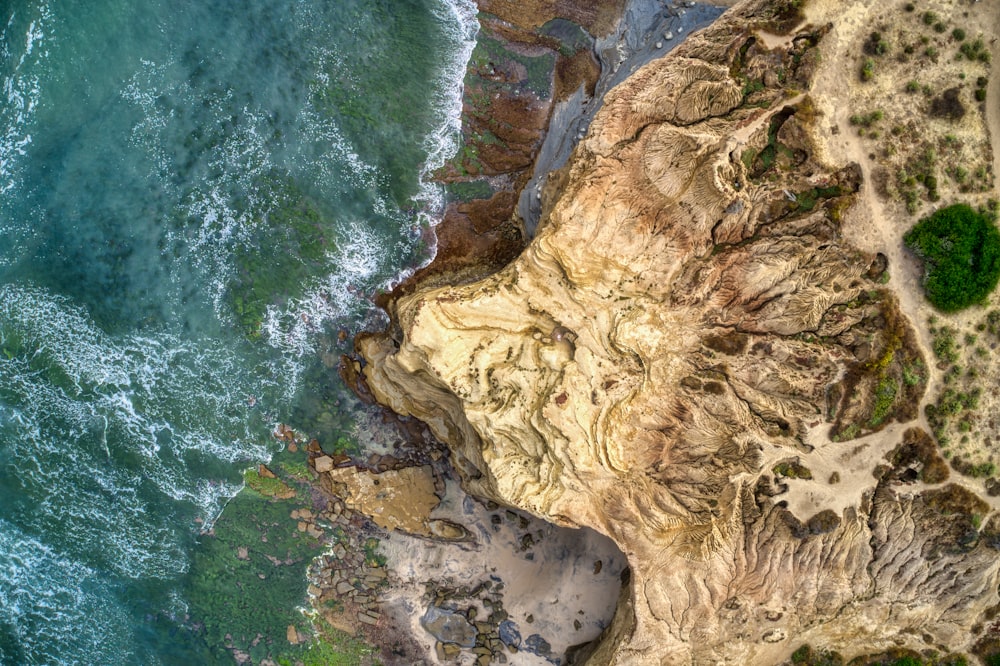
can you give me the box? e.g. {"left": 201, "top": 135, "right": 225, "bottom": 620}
{"left": 260, "top": 219, "right": 382, "bottom": 360}
{"left": 0, "top": 285, "right": 276, "bottom": 579}
{"left": 0, "top": 2, "right": 50, "bottom": 197}
{"left": 410, "top": 0, "right": 479, "bottom": 223}
{"left": 0, "top": 521, "right": 135, "bottom": 665}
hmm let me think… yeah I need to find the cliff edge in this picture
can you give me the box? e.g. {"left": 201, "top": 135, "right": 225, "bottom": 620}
{"left": 357, "top": 0, "right": 1000, "bottom": 662}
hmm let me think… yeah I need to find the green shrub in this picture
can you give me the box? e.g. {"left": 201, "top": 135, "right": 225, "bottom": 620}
{"left": 904, "top": 1, "right": 915, "bottom": 10}
{"left": 905, "top": 203, "right": 1000, "bottom": 311}
{"left": 905, "top": 80, "right": 921, "bottom": 92}
{"left": 861, "top": 58, "right": 876, "bottom": 81}
{"left": 953, "top": 27, "right": 967, "bottom": 41}
{"left": 869, "top": 376, "right": 899, "bottom": 426}
{"left": 977, "top": 88, "right": 988, "bottom": 102}
{"left": 923, "top": 11, "right": 938, "bottom": 25}
{"left": 960, "top": 38, "right": 986, "bottom": 60}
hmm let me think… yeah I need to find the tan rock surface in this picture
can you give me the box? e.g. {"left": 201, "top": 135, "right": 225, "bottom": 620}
{"left": 359, "top": 0, "right": 1000, "bottom": 662}
{"left": 326, "top": 465, "right": 459, "bottom": 539}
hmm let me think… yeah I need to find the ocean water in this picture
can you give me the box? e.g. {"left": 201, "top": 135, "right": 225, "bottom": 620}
{"left": 0, "top": 0, "right": 476, "bottom": 663}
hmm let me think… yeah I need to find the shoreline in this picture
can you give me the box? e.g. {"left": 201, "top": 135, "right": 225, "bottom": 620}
{"left": 519, "top": 0, "right": 728, "bottom": 235}
{"left": 347, "top": 0, "right": 1000, "bottom": 661}
{"left": 311, "top": 1, "right": 737, "bottom": 664}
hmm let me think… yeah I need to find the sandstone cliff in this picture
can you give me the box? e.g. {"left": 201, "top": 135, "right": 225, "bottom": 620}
{"left": 358, "top": 0, "right": 1000, "bottom": 662}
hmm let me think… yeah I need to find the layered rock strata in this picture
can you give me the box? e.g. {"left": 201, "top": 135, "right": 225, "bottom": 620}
{"left": 359, "top": 0, "right": 1000, "bottom": 662}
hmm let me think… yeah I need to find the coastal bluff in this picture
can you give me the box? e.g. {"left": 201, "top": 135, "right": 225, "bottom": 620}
{"left": 357, "top": 0, "right": 1000, "bottom": 662}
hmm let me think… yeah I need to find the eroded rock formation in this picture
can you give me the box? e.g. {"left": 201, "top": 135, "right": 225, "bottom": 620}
{"left": 358, "top": 0, "right": 1000, "bottom": 662}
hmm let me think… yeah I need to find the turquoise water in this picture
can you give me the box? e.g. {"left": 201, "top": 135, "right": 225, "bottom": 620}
{"left": 0, "top": 0, "right": 476, "bottom": 663}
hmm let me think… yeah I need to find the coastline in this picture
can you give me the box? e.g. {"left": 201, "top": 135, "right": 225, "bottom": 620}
{"left": 346, "top": 0, "right": 1000, "bottom": 662}
{"left": 310, "top": 2, "right": 737, "bottom": 665}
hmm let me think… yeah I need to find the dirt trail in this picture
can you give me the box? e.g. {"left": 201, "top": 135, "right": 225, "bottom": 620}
{"left": 985, "top": 10, "right": 1000, "bottom": 197}
{"left": 806, "top": 0, "right": 1000, "bottom": 514}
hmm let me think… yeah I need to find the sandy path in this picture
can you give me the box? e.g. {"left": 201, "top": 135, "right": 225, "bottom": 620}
{"left": 985, "top": 10, "right": 1000, "bottom": 199}
{"left": 803, "top": 0, "right": 1000, "bottom": 515}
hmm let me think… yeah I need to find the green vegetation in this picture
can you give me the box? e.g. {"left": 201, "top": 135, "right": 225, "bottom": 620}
{"left": 865, "top": 32, "right": 891, "bottom": 56}
{"left": 931, "top": 324, "right": 960, "bottom": 363}
{"left": 274, "top": 620, "right": 379, "bottom": 666}
{"left": 850, "top": 109, "right": 884, "bottom": 128}
{"left": 470, "top": 35, "right": 555, "bottom": 99}
{"left": 896, "top": 145, "right": 939, "bottom": 213}
{"left": 228, "top": 174, "right": 337, "bottom": 338}
{"left": 275, "top": 625, "right": 378, "bottom": 666}
{"left": 362, "top": 536, "right": 387, "bottom": 567}
{"left": 445, "top": 179, "right": 495, "bottom": 203}
{"left": 952, "top": 28, "right": 967, "bottom": 42}
{"left": 869, "top": 376, "right": 900, "bottom": 426}
{"left": 184, "top": 476, "right": 327, "bottom": 663}
{"left": 745, "top": 110, "right": 802, "bottom": 178}
{"left": 791, "top": 185, "right": 845, "bottom": 212}
{"left": 905, "top": 80, "right": 921, "bottom": 93}
{"left": 902, "top": 361, "right": 925, "bottom": 386}
{"left": 861, "top": 57, "right": 876, "bottom": 82}
{"left": 773, "top": 460, "right": 813, "bottom": 479}
{"left": 904, "top": 203, "right": 1000, "bottom": 311}
{"left": 244, "top": 467, "right": 296, "bottom": 498}
{"left": 791, "top": 644, "right": 843, "bottom": 665}
{"left": 960, "top": 37, "right": 990, "bottom": 63}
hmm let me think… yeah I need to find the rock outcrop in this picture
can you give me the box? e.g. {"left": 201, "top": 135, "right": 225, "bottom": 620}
{"left": 358, "top": 0, "right": 1000, "bottom": 662}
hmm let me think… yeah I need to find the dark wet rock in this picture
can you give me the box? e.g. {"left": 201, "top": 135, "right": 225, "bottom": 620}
{"left": 525, "top": 634, "right": 554, "bottom": 660}
{"left": 498, "top": 619, "right": 521, "bottom": 648}
{"left": 421, "top": 605, "right": 478, "bottom": 648}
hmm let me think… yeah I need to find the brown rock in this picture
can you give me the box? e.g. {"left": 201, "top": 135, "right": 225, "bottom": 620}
{"left": 285, "top": 625, "right": 299, "bottom": 645}
{"left": 357, "top": 612, "right": 379, "bottom": 626}
{"left": 355, "top": 0, "right": 1000, "bottom": 663}
{"left": 326, "top": 465, "right": 441, "bottom": 537}
{"left": 314, "top": 456, "right": 334, "bottom": 473}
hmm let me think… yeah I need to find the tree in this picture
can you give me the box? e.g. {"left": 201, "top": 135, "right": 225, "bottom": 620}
{"left": 904, "top": 203, "right": 1000, "bottom": 311}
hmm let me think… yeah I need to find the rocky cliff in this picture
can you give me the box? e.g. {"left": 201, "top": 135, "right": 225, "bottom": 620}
{"left": 357, "top": 0, "right": 1000, "bottom": 662}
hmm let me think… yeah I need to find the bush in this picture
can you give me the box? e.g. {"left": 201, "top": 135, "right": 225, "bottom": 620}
{"left": 923, "top": 11, "right": 938, "bottom": 25}
{"left": 905, "top": 80, "right": 921, "bottom": 92}
{"left": 861, "top": 57, "right": 876, "bottom": 81}
{"left": 953, "top": 27, "right": 967, "bottom": 41}
{"left": 905, "top": 203, "right": 1000, "bottom": 311}
{"left": 977, "top": 88, "right": 988, "bottom": 102}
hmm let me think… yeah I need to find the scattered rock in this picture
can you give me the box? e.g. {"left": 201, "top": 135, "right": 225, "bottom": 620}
{"left": 421, "top": 605, "right": 478, "bottom": 648}
{"left": 327, "top": 465, "right": 444, "bottom": 537}
{"left": 314, "top": 456, "right": 334, "bottom": 473}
